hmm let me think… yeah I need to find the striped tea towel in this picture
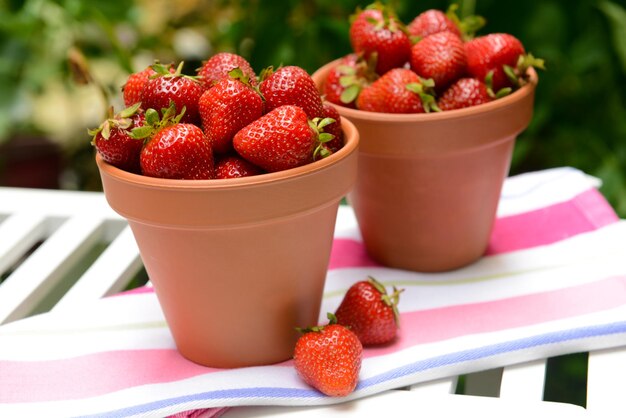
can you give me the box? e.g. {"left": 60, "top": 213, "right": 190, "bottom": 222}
{"left": 1, "top": 167, "right": 624, "bottom": 417}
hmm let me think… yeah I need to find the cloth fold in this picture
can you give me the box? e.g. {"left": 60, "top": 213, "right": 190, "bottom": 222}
{"left": 1, "top": 167, "right": 625, "bottom": 418}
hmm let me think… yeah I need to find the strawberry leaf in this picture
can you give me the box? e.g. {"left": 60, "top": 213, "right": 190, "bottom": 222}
{"left": 340, "top": 85, "right": 361, "bottom": 104}
{"left": 130, "top": 125, "right": 153, "bottom": 140}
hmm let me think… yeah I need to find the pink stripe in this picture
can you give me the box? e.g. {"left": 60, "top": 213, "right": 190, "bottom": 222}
{"left": 364, "top": 275, "right": 626, "bottom": 358}
{"left": 0, "top": 349, "right": 216, "bottom": 403}
{"left": 112, "top": 286, "right": 155, "bottom": 297}
{"left": 3, "top": 276, "right": 626, "bottom": 403}
{"left": 328, "top": 238, "right": 381, "bottom": 270}
{"left": 327, "top": 189, "right": 619, "bottom": 269}
{"left": 486, "top": 189, "right": 618, "bottom": 255}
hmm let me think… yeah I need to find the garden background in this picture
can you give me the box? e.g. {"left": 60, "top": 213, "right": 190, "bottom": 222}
{"left": 1, "top": 0, "right": 625, "bottom": 407}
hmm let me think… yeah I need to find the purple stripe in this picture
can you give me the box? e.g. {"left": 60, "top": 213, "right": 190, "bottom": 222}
{"left": 79, "top": 321, "right": 626, "bottom": 417}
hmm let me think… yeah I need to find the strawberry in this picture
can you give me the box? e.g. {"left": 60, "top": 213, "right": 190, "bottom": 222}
{"left": 89, "top": 103, "right": 145, "bottom": 173}
{"left": 438, "top": 77, "right": 492, "bottom": 111}
{"left": 356, "top": 68, "right": 439, "bottom": 114}
{"left": 198, "top": 68, "right": 264, "bottom": 155}
{"left": 233, "top": 105, "right": 334, "bottom": 172}
{"left": 260, "top": 66, "right": 324, "bottom": 119}
{"left": 320, "top": 104, "right": 344, "bottom": 154}
{"left": 464, "top": 33, "right": 527, "bottom": 92}
{"left": 335, "top": 277, "right": 403, "bottom": 346}
{"left": 197, "top": 52, "right": 257, "bottom": 89}
{"left": 132, "top": 103, "right": 214, "bottom": 180}
{"left": 349, "top": 4, "right": 411, "bottom": 75}
{"left": 140, "top": 61, "right": 204, "bottom": 125}
{"left": 294, "top": 313, "right": 362, "bottom": 397}
{"left": 410, "top": 31, "right": 467, "bottom": 91}
{"left": 215, "top": 155, "right": 263, "bottom": 179}
{"left": 122, "top": 66, "right": 157, "bottom": 107}
{"left": 323, "top": 53, "right": 375, "bottom": 109}
{"left": 122, "top": 65, "right": 176, "bottom": 107}
{"left": 407, "top": 9, "right": 461, "bottom": 39}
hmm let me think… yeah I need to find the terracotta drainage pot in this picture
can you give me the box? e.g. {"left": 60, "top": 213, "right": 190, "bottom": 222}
{"left": 96, "top": 119, "right": 359, "bottom": 368}
{"left": 313, "top": 60, "right": 537, "bottom": 272}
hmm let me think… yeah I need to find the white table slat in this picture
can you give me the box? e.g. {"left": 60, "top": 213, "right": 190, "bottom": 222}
{"left": 499, "top": 360, "right": 547, "bottom": 400}
{"left": 408, "top": 376, "right": 458, "bottom": 394}
{"left": 53, "top": 226, "right": 143, "bottom": 311}
{"left": 586, "top": 347, "right": 626, "bottom": 415}
{"left": 0, "top": 212, "right": 48, "bottom": 274}
{"left": 0, "top": 215, "right": 105, "bottom": 324}
{"left": 223, "top": 389, "right": 588, "bottom": 417}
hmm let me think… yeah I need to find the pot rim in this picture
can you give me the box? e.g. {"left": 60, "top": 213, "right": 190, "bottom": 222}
{"left": 96, "top": 118, "right": 359, "bottom": 190}
{"left": 313, "top": 59, "right": 538, "bottom": 122}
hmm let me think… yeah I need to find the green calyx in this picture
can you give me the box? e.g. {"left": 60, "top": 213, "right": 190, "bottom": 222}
{"left": 337, "top": 55, "right": 378, "bottom": 104}
{"left": 405, "top": 78, "right": 441, "bottom": 113}
{"left": 310, "top": 117, "right": 337, "bottom": 161}
{"left": 88, "top": 102, "right": 142, "bottom": 145}
{"left": 295, "top": 312, "right": 338, "bottom": 334}
{"left": 129, "top": 101, "right": 186, "bottom": 142}
{"left": 446, "top": 3, "right": 486, "bottom": 41}
{"left": 367, "top": 276, "right": 404, "bottom": 327}
{"left": 150, "top": 60, "right": 201, "bottom": 85}
{"left": 486, "top": 52, "right": 546, "bottom": 97}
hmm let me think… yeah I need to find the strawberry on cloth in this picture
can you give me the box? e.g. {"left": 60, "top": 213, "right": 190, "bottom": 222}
{"left": 294, "top": 313, "right": 363, "bottom": 397}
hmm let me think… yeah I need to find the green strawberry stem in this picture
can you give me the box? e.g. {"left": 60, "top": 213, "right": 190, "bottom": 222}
{"left": 405, "top": 79, "right": 441, "bottom": 113}
{"left": 296, "top": 312, "right": 338, "bottom": 334}
{"left": 446, "top": 3, "right": 486, "bottom": 41}
{"left": 130, "top": 101, "right": 186, "bottom": 143}
{"left": 368, "top": 276, "right": 404, "bottom": 328}
{"left": 150, "top": 60, "right": 201, "bottom": 85}
{"left": 310, "top": 117, "right": 337, "bottom": 160}
{"left": 88, "top": 102, "right": 142, "bottom": 144}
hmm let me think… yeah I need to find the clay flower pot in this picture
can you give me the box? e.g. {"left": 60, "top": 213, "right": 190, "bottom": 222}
{"left": 313, "top": 60, "right": 537, "bottom": 272}
{"left": 96, "top": 119, "right": 359, "bottom": 368}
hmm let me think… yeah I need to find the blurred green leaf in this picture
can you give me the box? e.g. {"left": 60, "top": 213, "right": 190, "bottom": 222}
{"left": 598, "top": 1, "right": 626, "bottom": 73}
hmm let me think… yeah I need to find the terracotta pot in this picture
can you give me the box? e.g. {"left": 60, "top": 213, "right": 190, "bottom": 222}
{"left": 313, "top": 60, "right": 537, "bottom": 272}
{"left": 96, "top": 119, "right": 359, "bottom": 368}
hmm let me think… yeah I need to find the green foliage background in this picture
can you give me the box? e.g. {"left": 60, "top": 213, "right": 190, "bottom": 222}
{"left": 1, "top": 0, "right": 625, "bottom": 216}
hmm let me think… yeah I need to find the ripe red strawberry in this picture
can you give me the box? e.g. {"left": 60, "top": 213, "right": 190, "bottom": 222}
{"left": 410, "top": 31, "right": 467, "bottom": 91}
{"left": 122, "top": 65, "right": 176, "bottom": 107}
{"left": 464, "top": 33, "right": 526, "bottom": 92}
{"left": 323, "top": 53, "right": 375, "bottom": 109}
{"left": 233, "top": 105, "right": 331, "bottom": 172}
{"left": 89, "top": 103, "right": 145, "bottom": 173}
{"left": 407, "top": 9, "right": 461, "bottom": 39}
{"left": 438, "top": 77, "right": 493, "bottom": 111}
{"left": 197, "top": 52, "right": 257, "bottom": 89}
{"left": 215, "top": 155, "right": 263, "bottom": 179}
{"left": 349, "top": 5, "right": 411, "bottom": 75}
{"left": 356, "top": 68, "right": 439, "bottom": 114}
{"left": 133, "top": 104, "right": 214, "bottom": 179}
{"left": 122, "top": 66, "right": 157, "bottom": 107}
{"left": 141, "top": 62, "right": 204, "bottom": 125}
{"left": 335, "top": 277, "right": 403, "bottom": 346}
{"left": 320, "top": 104, "right": 344, "bottom": 154}
{"left": 294, "top": 313, "right": 362, "bottom": 397}
{"left": 260, "top": 66, "right": 324, "bottom": 119}
{"left": 198, "top": 68, "right": 264, "bottom": 155}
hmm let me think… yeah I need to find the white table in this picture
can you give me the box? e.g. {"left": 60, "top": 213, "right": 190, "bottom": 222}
{"left": 0, "top": 186, "right": 623, "bottom": 417}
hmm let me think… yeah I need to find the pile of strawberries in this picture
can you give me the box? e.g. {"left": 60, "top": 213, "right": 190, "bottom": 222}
{"left": 323, "top": 3, "right": 544, "bottom": 113}
{"left": 294, "top": 277, "right": 403, "bottom": 397}
{"left": 91, "top": 55, "right": 344, "bottom": 180}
